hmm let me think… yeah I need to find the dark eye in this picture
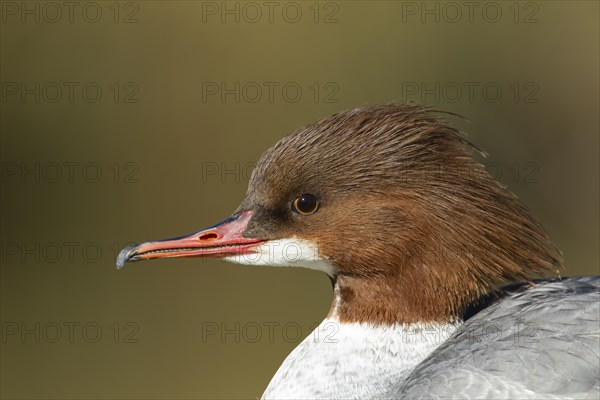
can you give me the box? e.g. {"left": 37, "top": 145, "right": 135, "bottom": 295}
{"left": 292, "top": 193, "right": 319, "bottom": 215}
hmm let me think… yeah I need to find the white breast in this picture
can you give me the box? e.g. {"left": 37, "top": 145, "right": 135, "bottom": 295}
{"left": 262, "top": 318, "right": 461, "bottom": 399}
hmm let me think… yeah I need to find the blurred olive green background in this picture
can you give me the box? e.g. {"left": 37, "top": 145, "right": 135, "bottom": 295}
{"left": 1, "top": 1, "right": 598, "bottom": 399}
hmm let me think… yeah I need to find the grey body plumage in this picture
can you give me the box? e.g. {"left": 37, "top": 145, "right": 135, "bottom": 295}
{"left": 387, "top": 276, "right": 600, "bottom": 399}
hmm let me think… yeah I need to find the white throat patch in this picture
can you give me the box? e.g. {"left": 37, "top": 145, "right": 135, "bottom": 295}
{"left": 224, "top": 238, "right": 335, "bottom": 277}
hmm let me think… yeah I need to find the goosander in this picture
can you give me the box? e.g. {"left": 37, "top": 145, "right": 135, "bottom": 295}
{"left": 117, "top": 104, "right": 599, "bottom": 399}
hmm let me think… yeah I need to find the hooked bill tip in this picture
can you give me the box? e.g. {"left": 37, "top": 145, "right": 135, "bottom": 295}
{"left": 116, "top": 244, "right": 139, "bottom": 270}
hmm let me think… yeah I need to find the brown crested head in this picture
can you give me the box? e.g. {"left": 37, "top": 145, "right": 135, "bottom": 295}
{"left": 118, "top": 103, "right": 563, "bottom": 324}
{"left": 237, "top": 103, "right": 563, "bottom": 324}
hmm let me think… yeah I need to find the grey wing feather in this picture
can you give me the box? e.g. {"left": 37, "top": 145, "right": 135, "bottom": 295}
{"left": 386, "top": 276, "right": 600, "bottom": 399}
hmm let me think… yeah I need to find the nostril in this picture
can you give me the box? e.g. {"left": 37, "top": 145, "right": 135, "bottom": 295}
{"left": 199, "top": 232, "right": 218, "bottom": 241}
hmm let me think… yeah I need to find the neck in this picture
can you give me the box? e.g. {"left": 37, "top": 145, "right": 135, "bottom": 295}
{"left": 328, "top": 274, "right": 468, "bottom": 324}
{"left": 262, "top": 316, "right": 461, "bottom": 399}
